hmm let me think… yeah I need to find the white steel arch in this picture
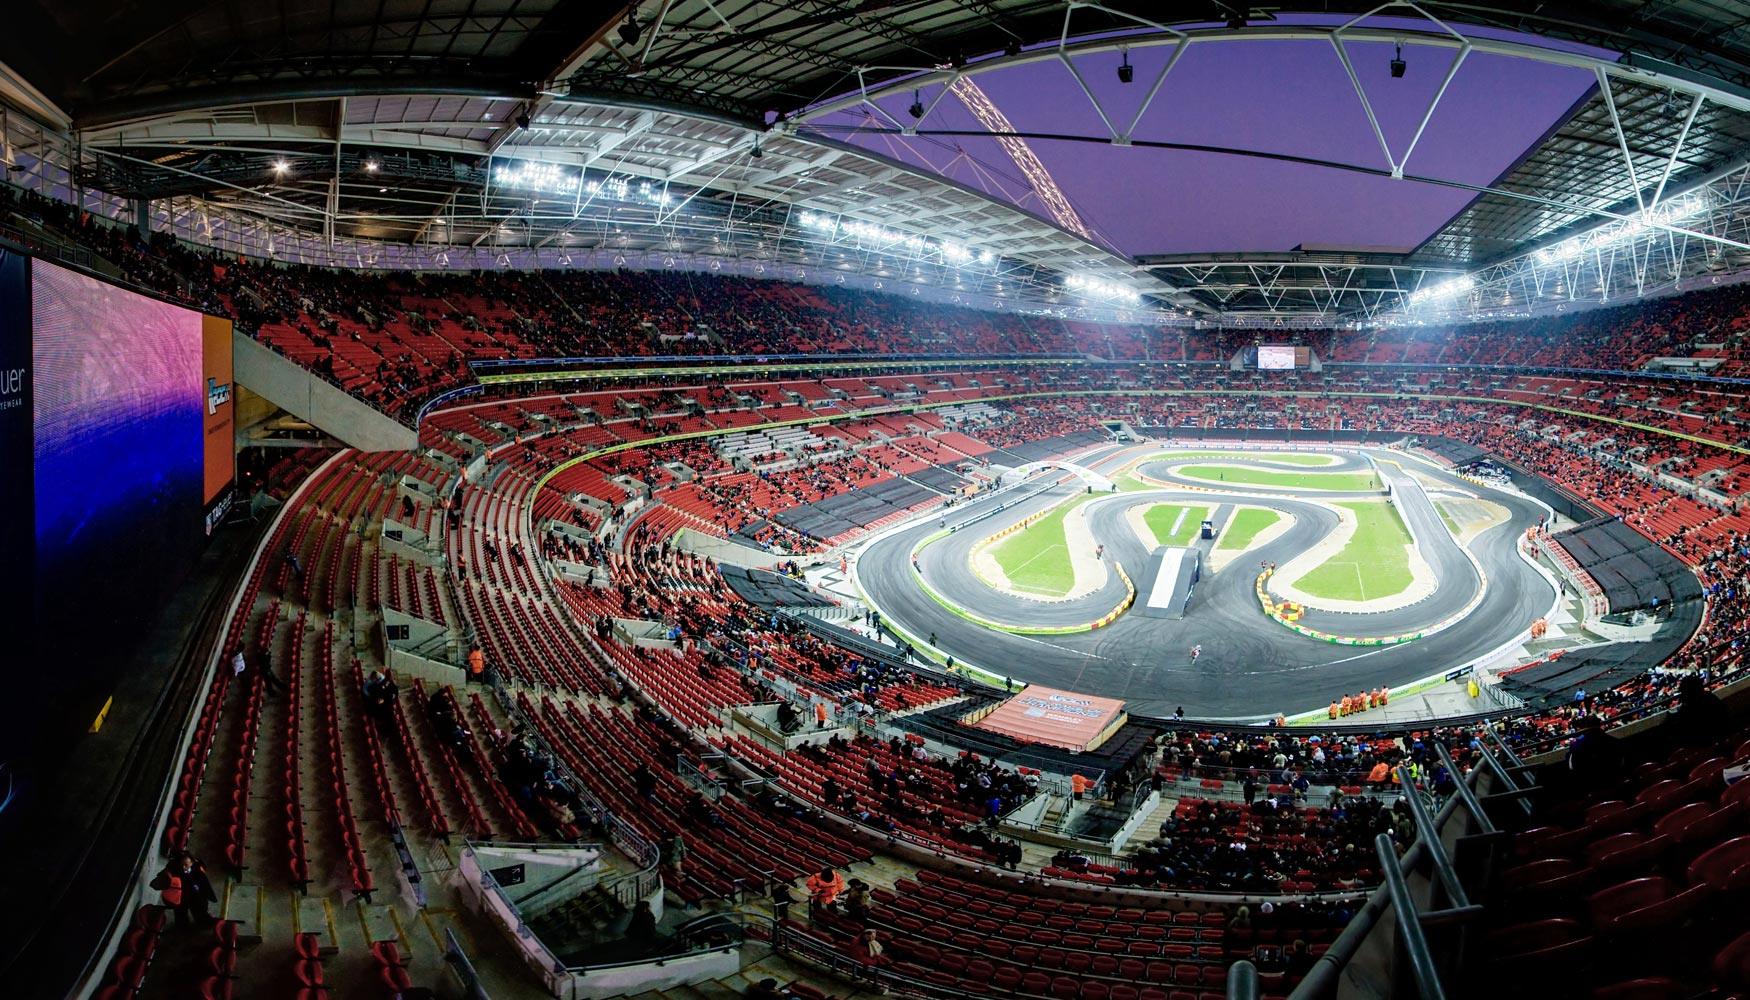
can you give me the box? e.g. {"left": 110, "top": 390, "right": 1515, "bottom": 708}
{"left": 999, "top": 461, "right": 1115, "bottom": 492}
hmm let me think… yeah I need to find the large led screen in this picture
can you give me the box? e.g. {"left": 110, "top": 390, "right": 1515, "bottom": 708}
{"left": 0, "top": 249, "right": 29, "bottom": 678}
{"left": 20, "top": 261, "right": 232, "bottom": 774}
{"left": 1257, "top": 345, "right": 1298, "bottom": 370}
{"left": 32, "top": 261, "right": 206, "bottom": 624}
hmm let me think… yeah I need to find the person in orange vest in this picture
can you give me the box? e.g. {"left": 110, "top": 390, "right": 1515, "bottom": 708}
{"left": 152, "top": 851, "right": 217, "bottom": 928}
{"left": 467, "top": 647, "right": 486, "bottom": 684}
{"left": 1367, "top": 761, "right": 1391, "bottom": 787}
{"left": 1378, "top": 687, "right": 1389, "bottom": 706}
{"left": 1329, "top": 701, "right": 1340, "bottom": 720}
{"left": 1357, "top": 692, "right": 1367, "bottom": 712}
{"left": 806, "top": 866, "right": 847, "bottom": 914}
{"left": 1340, "top": 694, "right": 1353, "bottom": 716}
{"left": 815, "top": 701, "right": 831, "bottom": 729}
{"left": 1071, "top": 773, "right": 1090, "bottom": 801}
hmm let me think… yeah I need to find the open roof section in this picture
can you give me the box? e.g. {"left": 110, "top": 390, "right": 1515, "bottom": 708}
{"left": 798, "top": 14, "right": 1612, "bottom": 259}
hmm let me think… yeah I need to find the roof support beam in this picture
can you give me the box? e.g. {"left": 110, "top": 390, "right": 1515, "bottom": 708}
{"left": 793, "top": 24, "right": 1750, "bottom": 125}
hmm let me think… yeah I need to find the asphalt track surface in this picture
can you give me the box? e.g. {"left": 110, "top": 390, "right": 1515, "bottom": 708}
{"left": 857, "top": 446, "right": 1556, "bottom": 720}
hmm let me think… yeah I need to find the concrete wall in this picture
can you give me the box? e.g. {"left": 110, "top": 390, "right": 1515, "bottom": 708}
{"left": 384, "top": 647, "right": 460, "bottom": 684}
{"left": 472, "top": 845, "right": 605, "bottom": 920}
{"left": 233, "top": 330, "right": 417, "bottom": 452}
{"left": 382, "top": 608, "right": 447, "bottom": 650}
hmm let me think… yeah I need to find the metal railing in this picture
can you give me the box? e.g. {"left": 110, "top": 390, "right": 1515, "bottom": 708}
{"left": 489, "top": 682, "right": 664, "bottom": 908}
{"left": 1227, "top": 960, "right": 1261, "bottom": 1000}
{"left": 1287, "top": 759, "right": 1495, "bottom": 1000}
{"left": 1374, "top": 833, "right": 1448, "bottom": 1000}
{"left": 443, "top": 927, "right": 492, "bottom": 1000}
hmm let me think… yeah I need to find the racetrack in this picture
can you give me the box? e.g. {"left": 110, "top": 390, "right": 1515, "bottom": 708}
{"left": 854, "top": 444, "right": 1560, "bottom": 719}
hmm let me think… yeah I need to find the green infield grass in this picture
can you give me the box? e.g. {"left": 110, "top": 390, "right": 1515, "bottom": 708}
{"left": 1141, "top": 504, "right": 1209, "bottom": 548}
{"left": 1157, "top": 451, "right": 1336, "bottom": 466}
{"left": 1176, "top": 465, "right": 1381, "bottom": 491}
{"left": 988, "top": 503, "right": 1080, "bottom": 596}
{"left": 1290, "top": 501, "right": 1414, "bottom": 601}
{"left": 1217, "top": 508, "right": 1284, "bottom": 551}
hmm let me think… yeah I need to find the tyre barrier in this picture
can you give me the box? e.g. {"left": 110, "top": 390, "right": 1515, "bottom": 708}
{"left": 1253, "top": 564, "right": 1489, "bottom": 647}
{"left": 1253, "top": 569, "right": 1422, "bottom": 647}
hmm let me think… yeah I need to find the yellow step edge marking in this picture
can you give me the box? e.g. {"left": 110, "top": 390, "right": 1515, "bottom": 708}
{"left": 88, "top": 696, "right": 113, "bottom": 733}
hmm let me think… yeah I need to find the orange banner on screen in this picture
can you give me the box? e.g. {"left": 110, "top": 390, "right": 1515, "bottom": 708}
{"left": 973, "top": 686, "right": 1127, "bottom": 752}
{"left": 201, "top": 314, "right": 235, "bottom": 507}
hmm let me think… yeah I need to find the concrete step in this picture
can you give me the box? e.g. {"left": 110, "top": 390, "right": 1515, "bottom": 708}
{"left": 294, "top": 895, "right": 339, "bottom": 955}
{"left": 222, "top": 882, "right": 264, "bottom": 944}
{"left": 1118, "top": 796, "right": 1181, "bottom": 854}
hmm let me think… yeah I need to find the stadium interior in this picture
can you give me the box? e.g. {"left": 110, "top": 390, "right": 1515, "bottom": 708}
{"left": 7, "top": 4, "right": 1750, "bottom": 1000}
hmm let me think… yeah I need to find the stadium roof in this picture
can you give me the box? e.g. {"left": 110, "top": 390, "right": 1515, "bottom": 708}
{"left": 7, "top": 1, "right": 1750, "bottom": 324}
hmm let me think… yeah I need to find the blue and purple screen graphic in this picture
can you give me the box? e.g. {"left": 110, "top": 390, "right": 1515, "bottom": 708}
{"left": 31, "top": 261, "right": 205, "bottom": 631}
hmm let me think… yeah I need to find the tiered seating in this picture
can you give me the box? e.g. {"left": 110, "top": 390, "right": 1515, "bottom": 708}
{"left": 518, "top": 694, "right": 872, "bottom": 902}
{"left": 284, "top": 611, "right": 311, "bottom": 892}
{"left": 222, "top": 602, "right": 276, "bottom": 873}
{"left": 403, "top": 678, "right": 494, "bottom": 838}
{"left": 1480, "top": 727, "right": 1750, "bottom": 997}
{"left": 724, "top": 736, "right": 1001, "bottom": 861}
{"left": 95, "top": 905, "right": 165, "bottom": 999}
{"left": 317, "top": 624, "right": 373, "bottom": 899}
{"left": 818, "top": 869, "right": 1241, "bottom": 998}
{"left": 349, "top": 660, "right": 411, "bottom": 834}
{"left": 374, "top": 668, "right": 453, "bottom": 839}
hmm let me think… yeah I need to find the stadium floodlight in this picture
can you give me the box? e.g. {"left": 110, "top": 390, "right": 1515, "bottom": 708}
{"left": 909, "top": 91, "right": 925, "bottom": 120}
{"left": 1065, "top": 273, "right": 1142, "bottom": 304}
{"left": 617, "top": 18, "right": 641, "bottom": 46}
{"left": 750, "top": 140, "right": 763, "bottom": 159}
{"left": 1534, "top": 190, "right": 1715, "bottom": 265}
{"left": 515, "top": 111, "right": 532, "bottom": 130}
{"left": 1118, "top": 52, "right": 1134, "bottom": 84}
{"left": 797, "top": 211, "right": 985, "bottom": 268}
{"left": 496, "top": 160, "right": 580, "bottom": 196}
{"left": 272, "top": 160, "right": 289, "bottom": 175}
{"left": 363, "top": 156, "right": 380, "bottom": 172}
{"left": 1391, "top": 43, "right": 1406, "bottom": 78}
{"left": 1408, "top": 274, "right": 1474, "bottom": 305}
{"left": 1004, "top": 40, "right": 1023, "bottom": 57}
{"left": 1226, "top": 9, "right": 1247, "bottom": 29}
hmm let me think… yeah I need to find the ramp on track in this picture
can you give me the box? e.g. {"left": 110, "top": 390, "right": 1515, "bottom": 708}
{"left": 1135, "top": 546, "right": 1200, "bottom": 620}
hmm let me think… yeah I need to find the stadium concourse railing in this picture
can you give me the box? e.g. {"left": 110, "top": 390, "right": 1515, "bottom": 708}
{"left": 0, "top": 222, "right": 94, "bottom": 271}
{"left": 1288, "top": 743, "right": 1532, "bottom": 1000}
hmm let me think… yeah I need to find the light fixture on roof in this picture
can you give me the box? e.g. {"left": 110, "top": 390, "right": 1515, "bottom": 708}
{"left": 363, "top": 155, "right": 380, "bottom": 172}
{"left": 618, "top": 18, "right": 641, "bottom": 46}
{"left": 909, "top": 90, "right": 924, "bottom": 119}
{"left": 1004, "top": 40, "right": 1022, "bottom": 57}
{"left": 950, "top": 52, "right": 968, "bottom": 69}
{"left": 515, "top": 110, "right": 532, "bottom": 130}
{"left": 1390, "top": 43, "right": 1406, "bottom": 78}
{"left": 271, "top": 160, "right": 289, "bottom": 175}
{"left": 750, "top": 139, "right": 763, "bottom": 159}
{"left": 1117, "top": 51, "right": 1133, "bottom": 84}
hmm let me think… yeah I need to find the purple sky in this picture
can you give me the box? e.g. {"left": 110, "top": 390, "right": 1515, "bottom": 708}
{"left": 813, "top": 18, "right": 1613, "bottom": 257}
